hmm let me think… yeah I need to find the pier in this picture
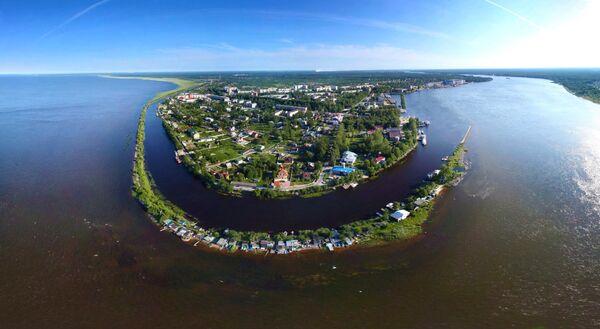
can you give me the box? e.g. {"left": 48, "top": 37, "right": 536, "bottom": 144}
{"left": 460, "top": 125, "right": 472, "bottom": 145}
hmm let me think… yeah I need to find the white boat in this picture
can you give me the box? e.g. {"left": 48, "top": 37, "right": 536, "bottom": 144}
{"left": 421, "top": 135, "right": 427, "bottom": 146}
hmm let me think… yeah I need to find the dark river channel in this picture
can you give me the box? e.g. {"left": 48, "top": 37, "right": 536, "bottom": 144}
{"left": 144, "top": 86, "right": 466, "bottom": 231}
{"left": 1, "top": 75, "right": 599, "bottom": 328}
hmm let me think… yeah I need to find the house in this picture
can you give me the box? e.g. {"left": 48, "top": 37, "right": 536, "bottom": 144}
{"left": 282, "top": 156, "right": 294, "bottom": 165}
{"left": 325, "top": 113, "right": 344, "bottom": 126}
{"left": 236, "top": 137, "right": 249, "bottom": 146}
{"left": 273, "top": 166, "right": 290, "bottom": 188}
{"left": 246, "top": 130, "right": 260, "bottom": 138}
{"left": 187, "top": 128, "right": 200, "bottom": 140}
{"left": 209, "top": 95, "right": 230, "bottom": 102}
{"left": 274, "top": 104, "right": 308, "bottom": 117}
{"left": 390, "top": 209, "right": 410, "bottom": 221}
{"left": 224, "top": 86, "right": 238, "bottom": 95}
{"left": 341, "top": 151, "right": 358, "bottom": 165}
{"left": 276, "top": 241, "right": 286, "bottom": 250}
{"left": 285, "top": 240, "right": 300, "bottom": 249}
{"left": 216, "top": 238, "right": 228, "bottom": 248}
{"left": 414, "top": 198, "right": 429, "bottom": 207}
{"left": 375, "top": 155, "right": 386, "bottom": 165}
{"left": 387, "top": 128, "right": 403, "bottom": 141}
{"left": 243, "top": 102, "right": 257, "bottom": 109}
{"left": 332, "top": 166, "right": 355, "bottom": 176}
{"left": 214, "top": 171, "right": 230, "bottom": 180}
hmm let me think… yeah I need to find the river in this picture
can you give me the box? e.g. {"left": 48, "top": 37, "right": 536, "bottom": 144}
{"left": 144, "top": 87, "right": 466, "bottom": 231}
{"left": 0, "top": 75, "right": 598, "bottom": 328}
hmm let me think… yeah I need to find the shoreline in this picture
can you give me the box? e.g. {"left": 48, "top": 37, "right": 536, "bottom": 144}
{"left": 121, "top": 75, "right": 470, "bottom": 255}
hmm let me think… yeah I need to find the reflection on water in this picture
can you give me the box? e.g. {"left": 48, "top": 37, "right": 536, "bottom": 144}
{"left": 1, "top": 75, "right": 599, "bottom": 328}
{"left": 574, "top": 125, "right": 600, "bottom": 216}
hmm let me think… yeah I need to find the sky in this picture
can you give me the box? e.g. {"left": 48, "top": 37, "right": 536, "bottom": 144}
{"left": 0, "top": 0, "right": 599, "bottom": 73}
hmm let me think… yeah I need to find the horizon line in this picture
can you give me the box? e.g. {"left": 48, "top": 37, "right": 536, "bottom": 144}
{"left": 1, "top": 66, "right": 600, "bottom": 76}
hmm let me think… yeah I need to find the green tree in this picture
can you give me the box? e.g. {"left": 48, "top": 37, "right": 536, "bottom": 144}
{"left": 330, "top": 144, "right": 340, "bottom": 165}
{"left": 313, "top": 136, "right": 329, "bottom": 161}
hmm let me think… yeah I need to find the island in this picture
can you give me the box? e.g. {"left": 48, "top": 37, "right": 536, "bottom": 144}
{"left": 119, "top": 71, "right": 484, "bottom": 255}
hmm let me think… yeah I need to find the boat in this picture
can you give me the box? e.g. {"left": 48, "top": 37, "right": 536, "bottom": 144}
{"left": 421, "top": 135, "right": 427, "bottom": 146}
{"left": 174, "top": 150, "right": 182, "bottom": 164}
{"left": 441, "top": 156, "right": 449, "bottom": 161}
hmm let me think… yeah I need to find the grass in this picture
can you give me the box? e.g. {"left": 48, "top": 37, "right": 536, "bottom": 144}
{"left": 119, "top": 75, "right": 200, "bottom": 226}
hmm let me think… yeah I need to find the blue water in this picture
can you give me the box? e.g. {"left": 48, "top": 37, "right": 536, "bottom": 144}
{"left": 0, "top": 75, "right": 599, "bottom": 328}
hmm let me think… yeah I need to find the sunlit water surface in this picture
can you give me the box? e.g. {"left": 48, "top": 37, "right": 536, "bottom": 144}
{"left": 0, "top": 75, "right": 598, "bottom": 328}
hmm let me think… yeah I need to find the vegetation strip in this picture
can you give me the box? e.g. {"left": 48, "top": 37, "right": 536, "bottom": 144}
{"left": 123, "top": 75, "right": 470, "bottom": 255}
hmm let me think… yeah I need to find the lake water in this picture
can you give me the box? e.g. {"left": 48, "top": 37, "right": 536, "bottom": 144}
{"left": 1, "top": 75, "right": 599, "bottom": 328}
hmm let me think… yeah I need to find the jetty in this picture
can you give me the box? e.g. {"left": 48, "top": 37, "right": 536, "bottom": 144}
{"left": 460, "top": 125, "right": 472, "bottom": 144}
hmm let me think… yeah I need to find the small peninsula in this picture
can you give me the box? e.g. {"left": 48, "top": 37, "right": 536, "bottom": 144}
{"left": 121, "top": 72, "right": 479, "bottom": 255}
{"left": 158, "top": 76, "right": 476, "bottom": 199}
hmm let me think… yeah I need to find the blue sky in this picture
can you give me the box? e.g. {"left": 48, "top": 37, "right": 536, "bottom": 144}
{"left": 0, "top": 0, "right": 598, "bottom": 73}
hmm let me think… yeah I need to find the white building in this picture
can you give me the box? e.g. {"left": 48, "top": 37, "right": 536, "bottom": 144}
{"left": 390, "top": 210, "right": 410, "bottom": 221}
{"left": 341, "top": 151, "right": 358, "bottom": 165}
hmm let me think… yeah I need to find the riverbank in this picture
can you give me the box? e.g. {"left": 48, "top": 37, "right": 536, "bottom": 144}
{"left": 125, "top": 75, "right": 470, "bottom": 255}
{"left": 122, "top": 76, "right": 201, "bottom": 229}
{"left": 158, "top": 138, "right": 468, "bottom": 254}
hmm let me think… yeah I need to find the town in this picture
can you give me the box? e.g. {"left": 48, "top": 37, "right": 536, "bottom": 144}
{"left": 156, "top": 78, "right": 465, "bottom": 198}
{"left": 131, "top": 75, "right": 473, "bottom": 254}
